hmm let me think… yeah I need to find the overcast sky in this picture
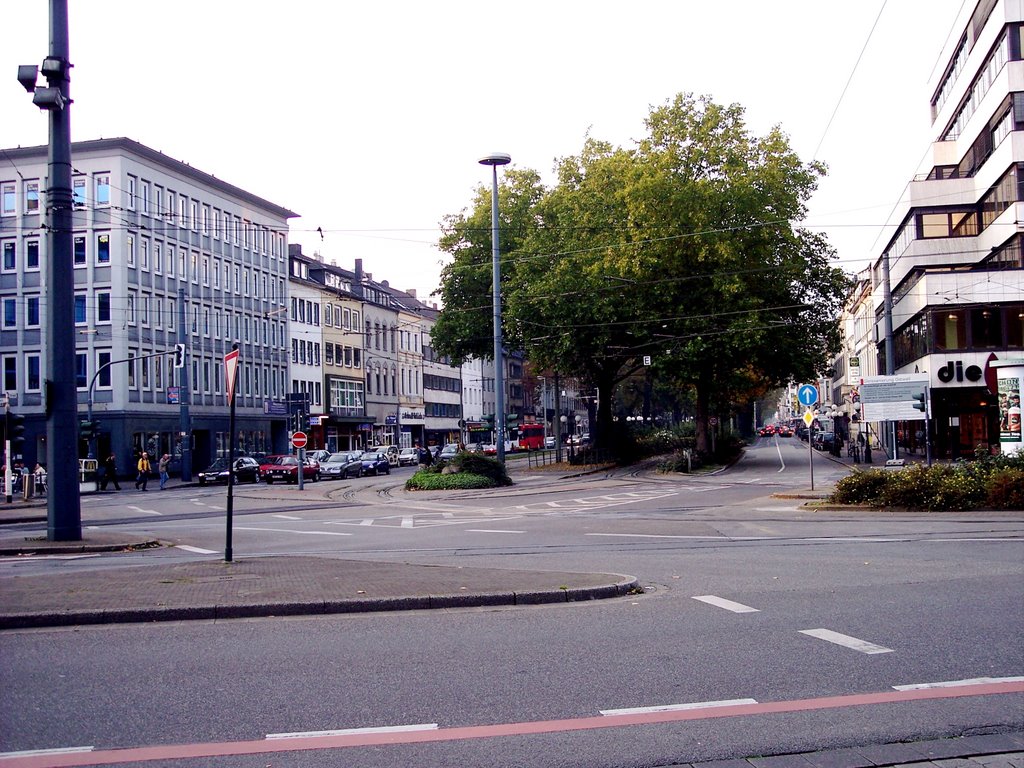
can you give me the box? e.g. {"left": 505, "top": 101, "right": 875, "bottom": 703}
{"left": 4, "top": 1, "right": 964, "bottom": 300}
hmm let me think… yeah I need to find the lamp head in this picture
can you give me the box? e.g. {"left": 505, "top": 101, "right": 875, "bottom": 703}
{"left": 478, "top": 153, "right": 511, "bottom": 167}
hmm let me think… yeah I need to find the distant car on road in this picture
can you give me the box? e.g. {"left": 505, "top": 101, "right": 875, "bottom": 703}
{"left": 359, "top": 451, "right": 392, "bottom": 476}
{"left": 464, "top": 442, "right": 482, "bottom": 454}
{"left": 197, "top": 456, "right": 261, "bottom": 486}
{"left": 321, "top": 451, "right": 363, "bottom": 479}
{"left": 308, "top": 449, "right": 332, "bottom": 464}
{"left": 398, "top": 447, "right": 419, "bottom": 467}
{"left": 439, "top": 443, "right": 460, "bottom": 460}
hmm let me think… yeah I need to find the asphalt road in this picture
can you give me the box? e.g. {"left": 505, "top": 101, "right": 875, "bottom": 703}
{"left": 1, "top": 439, "right": 1021, "bottom": 767}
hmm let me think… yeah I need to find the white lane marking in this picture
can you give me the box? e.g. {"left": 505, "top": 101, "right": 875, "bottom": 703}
{"left": 272, "top": 515, "right": 303, "bottom": 521}
{"left": 466, "top": 529, "right": 525, "bottom": 534}
{"left": 692, "top": 595, "right": 760, "bottom": 613}
{"left": 585, "top": 533, "right": 759, "bottom": 541}
{"left": 266, "top": 723, "right": 438, "bottom": 739}
{"left": 893, "top": 676, "right": 1024, "bottom": 690}
{"left": 601, "top": 698, "right": 757, "bottom": 716}
{"left": 0, "top": 554, "right": 100, "bottom": 562}
{"left": 0, "top": 746, "right": 94, "bottom": 758}
{"left": 931, "top": 537, "right": 1024, "bottom": 542}
{"left": 775, "top": 440, "right": 786, "bottom": 472}
{"left": 126, "top": 505, "right": 161, "bottom": 516}
{"left": 799, "top": 628, "right": 893, "bottom": 654}
{"left": 234, "top": 527, "right": 352, "bottom": 536}
{"left": 175, "top": 545, "right": 218, "bottom": 555}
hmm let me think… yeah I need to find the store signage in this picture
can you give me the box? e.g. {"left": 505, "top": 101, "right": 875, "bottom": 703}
{"left": 937, "top": 360, "right": 983, "bottom": 384}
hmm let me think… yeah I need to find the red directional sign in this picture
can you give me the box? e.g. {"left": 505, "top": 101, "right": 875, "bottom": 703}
{"left": 290, "top": 431, "right": 308, "bottom": 449}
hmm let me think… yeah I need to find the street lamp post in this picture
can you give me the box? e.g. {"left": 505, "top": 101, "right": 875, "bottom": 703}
{"left": 479, "top": 152, "right": 511, "bottom": 463}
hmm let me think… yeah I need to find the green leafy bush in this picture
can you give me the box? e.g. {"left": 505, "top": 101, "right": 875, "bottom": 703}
{"left": 405, "top": 452, "right": 511, "bottom": 491}
{"left": 830, "top": 469, "right": 890, "bottom": 505}
{"left": 827, "top": 455, "right": 1024, "bottom": 511}
{"left": 405, "top": 471, "right": 501, "bottom": 491}
{"left": 985, "top": 467, "right": 1024, "bottom": 510}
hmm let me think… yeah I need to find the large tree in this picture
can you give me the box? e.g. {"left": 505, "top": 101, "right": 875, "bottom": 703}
{"left": 433, "top": 94, "right": 849, "bottom": 454}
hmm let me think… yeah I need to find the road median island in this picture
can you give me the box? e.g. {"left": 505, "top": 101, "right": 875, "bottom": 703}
{"left": 0, "top": 556, "right": 640, "bottom": 630}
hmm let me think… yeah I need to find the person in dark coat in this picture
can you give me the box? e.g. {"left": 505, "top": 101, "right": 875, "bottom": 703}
{"left": 101, "top": 452, "right": 121, "bottom": 491}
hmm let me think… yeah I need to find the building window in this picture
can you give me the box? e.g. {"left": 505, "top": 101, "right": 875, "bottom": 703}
{"left": 26, "top": 296, "right": 40, "bottom": 327}
{"left": 127, "top": 176, "right": 136, "bottom": 210}
{"left": 26, "top": 354, "right": 41, "bottom": 391}
{"left": 934, "top": 309, "right": 967, "bottom": 350}
{"left": 127, "top": 235, "right": 136, "bottom": 266}
{"left": 1, "top": 183, "right": 15, "bottom": 215}
{"left": 97, "top": 351, "right": 111, "bottom": 388}
{"left": 971, "top": 307, "right": 1003, "bottom": 348}
{"left": 95, "top": 291, "right": 110, "bottom": 324}
{"left": 26, "top": 240, "right": 39, "bottom": 270}
{"left": 74, "top": 235, "right": 86, "bottom": 266}
{"left": 2, "top": 241, "right": 14, "bottom": 271}
{"left": 97, "top": 234, "right": 110, "bottom": 264}
{"left": 2, "top": 298, "right": 16, "bottom": 328}
{"left": 74, "top": 293, "right": 87, "bottom": 324}
{"left": 127, "top": 351, "right": 136, "bottom": 389}
{"left": 76, "top": 353, "right": 88, "bottom": 389}
{"left": 95, "top": 175, "right": 110, "bottom": 206}
{"left": 72, "top": 178, "right": 86, "bottom": 208}
{"left": 25, "top": 182, "right": 39, "bottom": 213}
{"left": 2, "top": 356, "right": 16, "bottom": 391}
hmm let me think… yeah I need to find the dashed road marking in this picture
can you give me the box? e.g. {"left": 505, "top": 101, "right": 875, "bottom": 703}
{"left": 692, "top": 595, "right": 760, "bottom": 613}
{"left": 126, "top": 505, "right": 160, "bottom": 516}
{"left": 466, "top": 529, "right": 525, "bottom": 534}
{"left": 272, "top": 515, "right": 303, "bottom": 521}
{"left": 893, "top": 676, "right": 1024, "bottom": 690}
{"left": 266, "top": 723, "right": 438, "bottom": 739}
{"left": 175, "top": 545, "right": 217, "bottom": 555}
{"left": 799, "top": 628, "right": 893, "bottom": 654}
{"left": 601, "top": 698, "right": 758, "bottom": 716}
{"left": 234, "top": 527, "right": 353, "bottom": 537}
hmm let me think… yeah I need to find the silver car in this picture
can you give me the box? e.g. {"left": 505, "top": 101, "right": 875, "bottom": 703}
{"left": 321, "top": 451, "right": 363, "bottom": 479}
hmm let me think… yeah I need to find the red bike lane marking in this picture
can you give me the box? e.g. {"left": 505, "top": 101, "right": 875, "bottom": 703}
{"left": 5, "top": 680, "right": 1023, "bottom": 767}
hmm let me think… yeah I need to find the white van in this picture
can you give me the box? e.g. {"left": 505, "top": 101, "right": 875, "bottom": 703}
{"left": 369, "top": 445, "right": 400, "bottom": 466}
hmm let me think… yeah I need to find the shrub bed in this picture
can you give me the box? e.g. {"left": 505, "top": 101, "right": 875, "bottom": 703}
{"left": 829, "top": 453, "right": 1024, "bottom": 511}
{"left": 405, "top": 452, "right": 512, "bottom": 491}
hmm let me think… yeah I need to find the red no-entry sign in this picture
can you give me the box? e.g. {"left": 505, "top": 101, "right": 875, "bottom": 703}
{"left": 290, "top": 431, "right": 308, "bottom": 449}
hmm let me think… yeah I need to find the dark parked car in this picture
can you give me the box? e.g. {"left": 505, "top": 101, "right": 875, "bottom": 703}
{"left": 260, "top": 454, "right": 320, "bottom": 484}
{"left": 321, "top": 451, "right": 364, "bottom": 479}
{"left": 197, "top": 456, "right": 262, "bottom": 486}
{"left": 813, "top": 431, "right": 836, "bottom": 452}
{"left": 358, "top": 451, "right": 391, "bottom": 476}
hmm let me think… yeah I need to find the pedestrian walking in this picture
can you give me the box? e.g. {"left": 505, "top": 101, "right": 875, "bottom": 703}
{"left": 135, "top": 452, "right": 151, "bottom": 491}
{"left": 158, "top": 453, "right": 171, "bottom": 490}
{"left": 100, "top": 451, "right": 121, "bottom": 491}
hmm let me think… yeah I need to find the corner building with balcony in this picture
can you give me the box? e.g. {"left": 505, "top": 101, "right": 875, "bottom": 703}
{"left": 0, "top": 138, "right": 297, "bottom": 474}
{"left": 869, "top": 0, "right": 1024, "bottom": 458}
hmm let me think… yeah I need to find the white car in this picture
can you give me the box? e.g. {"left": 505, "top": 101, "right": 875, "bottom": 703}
{"left": 398, "top": 447, "right": 419, "bottom": 466}
{"left": 368, "top": 445, "right": 400, "bottom": 466}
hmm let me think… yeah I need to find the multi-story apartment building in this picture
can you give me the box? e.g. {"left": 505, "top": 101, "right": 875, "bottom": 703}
{"left": 354, "top": 260, "right": 400, "bottom": 447}
{"left": 858, "top": 0, "right": 1024, "bottom": 458}
{"left": 0, "top": 138, "right": 296, "bottom": 471}
{"left": 388, "top": 287, "right": 426, "bottom": 449}
{"left": 287, "top": 250, "right": 326, "bottom": 447}
{"left": 420, "top": 304, "right": 462, "bottom": 448}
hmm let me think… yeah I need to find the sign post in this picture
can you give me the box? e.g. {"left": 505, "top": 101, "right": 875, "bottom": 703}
{"left": 224, "top": 346, "right": 240, "bottom": 563}
{"left": 291, "top": 431, "right": 308, "bottom": 491}
{"left": 797, "top": 384, "right": 819, "bottom": 490}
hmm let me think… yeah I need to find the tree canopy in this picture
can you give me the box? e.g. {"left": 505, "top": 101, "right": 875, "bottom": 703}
{"left": 432, "top": 93, "right": 850, "bottom": 453}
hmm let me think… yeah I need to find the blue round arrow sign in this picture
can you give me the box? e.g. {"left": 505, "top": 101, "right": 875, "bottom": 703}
{"left": 797, "top": 384, "right": 819, "bottom": 407}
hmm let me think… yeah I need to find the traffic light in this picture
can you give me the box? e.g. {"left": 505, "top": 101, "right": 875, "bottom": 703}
{"left": 78, "top": 419, "right": 100, "bottom": 441}
{"left": 7, "top": 412, "right": 26, "bottom": 448}
{"left": 484, "top": 413, "right": 495, "bottom": 429}
{"left": 173, "top": 343, "right": 185, "bottom": 369}
{"left": 912, "top": 390, "right": 927, "bottom": 412}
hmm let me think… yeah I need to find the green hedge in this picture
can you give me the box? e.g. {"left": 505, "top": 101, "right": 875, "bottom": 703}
{"left": 404, "top": 452, "right": 512, "bottom": 491}
{"left": 829, "top": 453, "right": 1024, "bottom": 511}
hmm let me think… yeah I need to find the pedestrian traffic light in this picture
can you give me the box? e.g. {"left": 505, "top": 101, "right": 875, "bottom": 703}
{"left": 8, "top": 412, "right": 25, "bottom": 448}
{"left": 912, "top": 390, "right": 927, "bottom": 412}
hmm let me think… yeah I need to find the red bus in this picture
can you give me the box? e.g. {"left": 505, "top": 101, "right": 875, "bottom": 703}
{"left": 518, "top": 423, "right": 545, "bottom": 451}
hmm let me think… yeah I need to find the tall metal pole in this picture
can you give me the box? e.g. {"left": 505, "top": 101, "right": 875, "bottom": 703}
{"left": 177, "top": 288, "right": 192, "bottom": 481}
{"left": 479, "top": 153, "right": 510, "bottom": 463}
{"left": 45, "top": 0, "right": 81, "bottom": 540}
